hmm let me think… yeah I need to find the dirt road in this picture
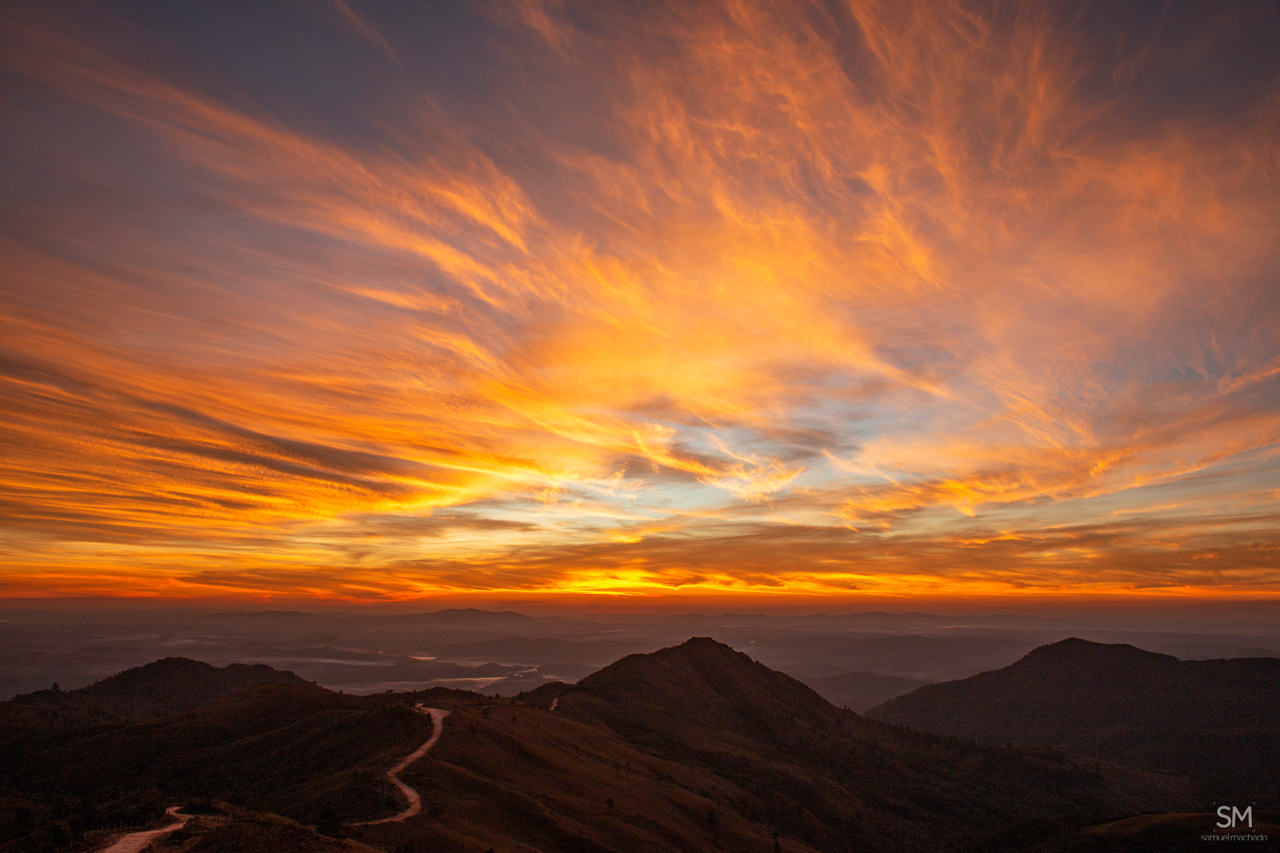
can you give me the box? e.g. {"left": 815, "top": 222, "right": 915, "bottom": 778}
{"left": 97, "top": 806, "right": 190, "bottom": 853}
{"left": 354, "top": 705, "right": 450, "bottom": 825}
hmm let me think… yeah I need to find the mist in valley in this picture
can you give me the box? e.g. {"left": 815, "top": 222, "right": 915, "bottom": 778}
{"left": 5, "top": 602, "right": 1276, "bottom": 712}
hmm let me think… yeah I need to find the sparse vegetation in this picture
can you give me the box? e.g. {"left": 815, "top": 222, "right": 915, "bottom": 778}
{"left": 0, "top": 639, "right": 1244, "bottom": 852}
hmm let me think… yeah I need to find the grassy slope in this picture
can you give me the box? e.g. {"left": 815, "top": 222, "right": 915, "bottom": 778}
{"left": 353, "top": 639, "right": 1195, "bottom": 853}
{"left": 867, "top": 638, "right": 1280, "bottom": 800}
{"left": 0, "top": 640, "right": 1215, "bottom": 853}
{"left": 364, "top": 700, "right": 823, "bottom": 853}
{"left": 0, "top": 684, "right": 464, "bottom": 848}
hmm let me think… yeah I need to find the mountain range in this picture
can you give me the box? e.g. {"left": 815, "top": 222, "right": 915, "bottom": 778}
{"left": 0, "top": 637, "right": 1269, "bottom": 852}
{"left": 2, "top": 657, "right": 307, "bottom": 726}
{"left": 868, "top": 637, "right": 1280, "bottom": 801}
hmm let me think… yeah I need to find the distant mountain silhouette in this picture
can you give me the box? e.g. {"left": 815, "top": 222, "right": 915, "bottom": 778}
{"left": 867, "top": 637, "right": 1280, "bottom": 799}
{"left": 379, "top": 608, "right": 538, "bottom": 628}
{"left": 3, "top": 657, "right": 307, "bottom": 724}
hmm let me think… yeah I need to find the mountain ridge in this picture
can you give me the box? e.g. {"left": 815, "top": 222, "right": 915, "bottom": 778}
{"left": 0, "top": 638, "right": 1214, "bottom": 852}
{"left": 519, "top": 637, "right": 1194, "bottom": 852}
{"left": 4, "top": 656, "right": 309, "bottom": 725}
{"left": 867, "top": 637, "right": 1280, "bottom": 799}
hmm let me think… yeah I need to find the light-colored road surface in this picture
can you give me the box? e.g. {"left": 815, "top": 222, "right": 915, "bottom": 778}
{"left": 98, "top": 806, "right": 190, "bottom": 853}
{"left": 354, "top": 705, "right": 450, "bottom": 825}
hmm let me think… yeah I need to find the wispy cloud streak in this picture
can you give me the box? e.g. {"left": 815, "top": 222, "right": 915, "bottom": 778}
{"left": 0, "top": 0, "right": 1277, "bottom": 601}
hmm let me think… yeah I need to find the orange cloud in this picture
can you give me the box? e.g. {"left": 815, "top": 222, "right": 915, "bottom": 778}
{"left": 0, "top": 0, "right": 1277, "bottom": 602}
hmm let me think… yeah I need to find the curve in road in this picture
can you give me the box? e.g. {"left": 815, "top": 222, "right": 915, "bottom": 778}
{"left": 354, "top": 705, "right": 450, "bottom": 826}
{"left": 97, "top": 806, "right": 190, "bottom": 853}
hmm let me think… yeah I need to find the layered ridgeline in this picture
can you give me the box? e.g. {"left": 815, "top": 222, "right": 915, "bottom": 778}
{"left": 400, "top": 638, "right": 1190, "bottom": 853}
{"left": 868, "top": 638, "right": 1280, "bottom": 801}
{"left": 0, "top": 639, "right": 1209, "bottom": 853}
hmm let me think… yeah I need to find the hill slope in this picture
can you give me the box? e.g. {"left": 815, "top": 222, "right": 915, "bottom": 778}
{"left": 3, "top": 657, "right": 308, "bottom": 725}
{"left": 0, "top": 642, "right": 1205, "bottom": 853}
{"left": 0, "top": 661, "right": 452, "bottom": 849}
{"left": 867, "top": 638, "right": 1280, "bottom": 798}
{"left": 452, "top": 638, "right": 1189, "bottom": 853}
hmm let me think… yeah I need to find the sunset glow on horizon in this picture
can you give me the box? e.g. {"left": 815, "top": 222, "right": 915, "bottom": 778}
{"left": 2, "top": 0, "right": 1278, "bottom": 604}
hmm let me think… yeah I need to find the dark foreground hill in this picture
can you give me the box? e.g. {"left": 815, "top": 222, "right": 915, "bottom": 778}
{"left": 867, "top": 637, "right": 1280, "bottom": 800}
{"left": 0, "top": 675, "right": 455, "bottom": 850}
{"left": 0, "top": 641, "right": 1210, "bottom": 853}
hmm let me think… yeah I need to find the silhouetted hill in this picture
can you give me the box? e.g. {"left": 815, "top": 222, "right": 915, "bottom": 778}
{"left": 565, "top": 637, "right": 880, "bottom": 753}
{"left": 86, "top": 657, "right": 307, "bottom": 717}
{"left": 509, "top": 638, "right": 1193, "bottom": 852}
{"left": 2, "top": 657, "right": 308, "bottom": 726}
{"left": 868, "top": 638, "right": 1280, "bottom": 799}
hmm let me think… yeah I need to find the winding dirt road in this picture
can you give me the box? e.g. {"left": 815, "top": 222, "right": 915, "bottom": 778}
{"left": 354, "top": 705, "right": 450, "bottom": 825}
{"left": 97, "top": 806, "right": 190, "bottom": 853}
{"left": 96, "top": 705, "right": 447, "bottom": 848}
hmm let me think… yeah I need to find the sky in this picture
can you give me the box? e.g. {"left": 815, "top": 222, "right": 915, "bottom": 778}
{"left": 1, "top": 0, "right": 1278, "bottom": 606}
